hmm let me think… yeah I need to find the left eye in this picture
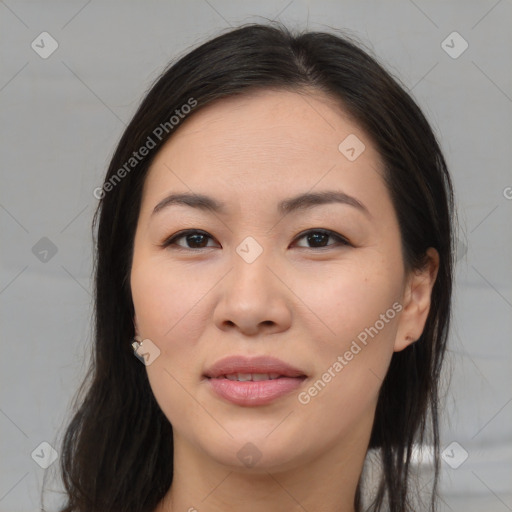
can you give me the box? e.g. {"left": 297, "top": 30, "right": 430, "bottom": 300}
{"left": 293, "top": 229, "right": 350, "bottom": 249}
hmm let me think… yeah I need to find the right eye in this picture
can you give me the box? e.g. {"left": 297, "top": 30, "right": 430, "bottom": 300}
{"left": 161, "top": 229, "right": 221, "bottom": 250}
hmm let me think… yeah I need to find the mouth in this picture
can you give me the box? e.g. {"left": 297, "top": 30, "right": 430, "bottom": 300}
{"left": 212, "top": 372, "right": 287, "bottom": 381}
{"left": 204, "top": 356, "right": 307, "bottom": 406}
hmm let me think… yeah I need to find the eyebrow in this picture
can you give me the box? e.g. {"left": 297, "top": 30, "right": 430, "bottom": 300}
{"left": 151, "top": 190, "right": 370, "bottom": 217}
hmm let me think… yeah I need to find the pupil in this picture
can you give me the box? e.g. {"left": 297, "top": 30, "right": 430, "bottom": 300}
{"left": 308, "top": 232, "right": 328, "bottom": 247}
{"left": 188, "top": 234, "right": 207, "bottom": 248}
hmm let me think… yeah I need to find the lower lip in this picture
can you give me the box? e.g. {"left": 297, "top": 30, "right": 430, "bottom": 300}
{"left": 207, "top": 377, "right": 305, "bottom": 406}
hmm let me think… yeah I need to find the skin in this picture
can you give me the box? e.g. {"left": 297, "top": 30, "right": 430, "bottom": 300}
{"left": 130, "top": 89, "right": 439, "bottom": 512}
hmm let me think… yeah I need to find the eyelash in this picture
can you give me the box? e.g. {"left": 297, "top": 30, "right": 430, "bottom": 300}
{"left": 161, "top": 228, "right": 351, "bottom": 251}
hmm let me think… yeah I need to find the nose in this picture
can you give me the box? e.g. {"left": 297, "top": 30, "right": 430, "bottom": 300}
{"left": 212, "top": 248, "right": 292, "bottom": 337}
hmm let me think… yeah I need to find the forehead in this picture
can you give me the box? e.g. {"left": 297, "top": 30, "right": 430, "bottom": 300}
{"left": 142, "top": 89, "right": 387, "bottom": 215}
{"left": 157, "top": 89, "right": 373, "bottom": 161}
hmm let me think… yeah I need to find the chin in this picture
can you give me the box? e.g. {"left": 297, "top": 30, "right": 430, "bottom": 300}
{"left": 193, "top": 428, "right": 311, "bottom": 474}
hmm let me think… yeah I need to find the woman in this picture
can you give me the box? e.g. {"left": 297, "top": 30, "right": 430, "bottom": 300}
{"left": 55, "top": 23, "right": 455, "bottom": 512}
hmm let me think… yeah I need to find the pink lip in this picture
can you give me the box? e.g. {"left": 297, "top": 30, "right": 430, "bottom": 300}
{"left": 204, "top": 355, "right": 307, "bottom": 407}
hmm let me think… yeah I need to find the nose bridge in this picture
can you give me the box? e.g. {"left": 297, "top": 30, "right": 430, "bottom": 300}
{"left": 229, "top": 237, "right": 275, "bottom": 301}
{"left": 213, "top": 237, "right": 291, "bottom": 334}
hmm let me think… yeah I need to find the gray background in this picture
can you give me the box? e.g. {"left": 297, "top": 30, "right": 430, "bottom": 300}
{"left": 1, "top": 1, "right": 511, "bottom": 511}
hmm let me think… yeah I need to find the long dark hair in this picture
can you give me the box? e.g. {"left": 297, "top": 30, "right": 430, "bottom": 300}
{"left": 49, "top": 23, "right": 454, "bottom": 512}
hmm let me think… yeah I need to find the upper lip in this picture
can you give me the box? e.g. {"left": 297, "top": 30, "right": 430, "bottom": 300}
{"left": 204, "top": 355, "right": 307, "bottom": 378}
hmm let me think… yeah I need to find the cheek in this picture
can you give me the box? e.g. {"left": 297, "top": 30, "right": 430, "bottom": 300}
{"left": 291, "top": 258, "right": 403, "bottom": 350}
{"left": 295, "top": 257, "right": 403, "bottom": 421}
{"left": 294, "top": 269, "right": 401, "bottom": 436}
{"left": 130, "top": 254, "right": 216, "bottom": 342}
{"left": 130, "top": 256, "right": 215, "bottom": 428}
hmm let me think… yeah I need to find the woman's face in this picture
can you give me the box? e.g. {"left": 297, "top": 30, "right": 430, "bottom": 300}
{"left": 130, "top": 89, "right": 433, "bottom": 472}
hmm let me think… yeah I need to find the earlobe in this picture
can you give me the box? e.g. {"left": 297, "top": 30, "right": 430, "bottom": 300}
{"left": 394, "top": 248, "right": 439, "bottom": 352}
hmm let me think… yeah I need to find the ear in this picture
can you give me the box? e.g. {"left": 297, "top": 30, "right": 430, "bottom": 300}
{"left": 394, "top": 248, "right": 439, "bottom": 352}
